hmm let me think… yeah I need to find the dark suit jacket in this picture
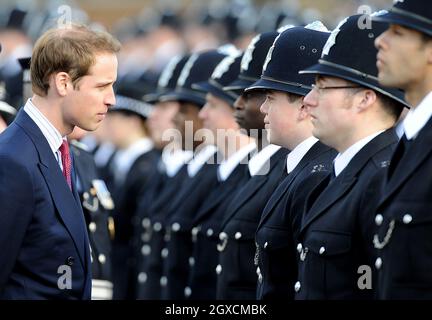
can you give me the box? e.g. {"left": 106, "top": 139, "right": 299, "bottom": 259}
{"left": 255, "top": 141, "right": 336, "bottom": 300}
{"left": 296, "top": 129, "right": 398, "bottom": 300}
{"left": 161, "top": 161, "right": 219, "bottom": 300}
{"left": 0, "top": 110, "right": 91, "bottom": 299}
{"left": 187, "top": 157, "right": 251, "bottom": 300}
{"left": 216, "top": 148, "right": 289, "bottom": 300}
{"left": 71, "top": 142, "right": 113, "bottom": 283}
{"left": 111, "top": 147, "right": 160, "bottom": 300}
{"left": 136, "top": 164, "right": 190, "bottom": 299}
{"left": 375, "top": 119, "right": 432, "bottom": 300}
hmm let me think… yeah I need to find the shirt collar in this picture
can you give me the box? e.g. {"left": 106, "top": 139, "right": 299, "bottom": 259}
{"left": 286, "top": 136, "right": 318, "bottom": 174}
{"left": 23, "top": 98, "right": 63, "bottom": 154}
{"left": 333, "top": 130, "right": 384, "bottom": 177}
{"left": 403, "top": 91, "right": 432, "bottom": 140}
{"left": 218, "top": 142, "right": 257, "bottom": 182}
{"left": 187, "top": 144, "right": 218, "bottom": 178}
{"left": 248, "top": 144, "right": 281, "bottom": 176}
{"left": 162, "top": 148, "right": 194, "bottom": 178}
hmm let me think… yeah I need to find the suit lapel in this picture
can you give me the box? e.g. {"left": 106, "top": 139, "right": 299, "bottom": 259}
{"left": 258, "top": 142, "right": 330, "bottom": 228}
{"left": 16, "top": 111, "right": 88, "bottom": 269}
{"left": 301, "top": 129, "right": 397, "bottom": 234}
{"left": 221, "top": 175, "right": 268, "bottom": 228}
{"left": 380, "top": 119, "right": 432, "bottom": 207}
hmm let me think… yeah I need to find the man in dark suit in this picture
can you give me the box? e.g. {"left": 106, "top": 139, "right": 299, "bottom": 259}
{"left": 0, "top": 25, "right": 120, "bottom": 299}
{"left": 214, "top": 31, "right": 289, "bottom": 300}
{"left": 247, "top": 23, "right": 338, "bottom": 300}
{"left": 373, "top": 0, "right": 432, "bottom": 299}
{"left": 294, "top": 13, "right": 408, "bottom": 299}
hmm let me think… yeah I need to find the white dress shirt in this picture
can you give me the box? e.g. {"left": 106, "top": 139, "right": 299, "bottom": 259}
{"left": 248, "top": 144, "right": 281, "bottom": 176}
{"left": 286, "top": 136, "right": 319, "bottom": 174}
{"left": 187, "top": 145, "right": 218, "bottom": 178}
{"left": 218, "top": 142, "right": 257, "bottom": 182}
{"left": 162, "top": 148, "right": 194, "bottom": 178}
{"left": 403, "top": 91, "right": 432, "bottom": 140}
{"left": 23, "top": 99, "right": 64, "bottom": 169}
{"left": 333, "top": 130, "right": 384, "bottom": 177}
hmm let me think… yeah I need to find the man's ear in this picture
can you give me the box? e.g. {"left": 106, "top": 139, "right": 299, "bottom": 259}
{"left": 355, "top": 89, "right": 377, "bottom": 113}
{"left": 297, "top": 97, "right": 309, "bottom": 120}
{"left": 52, "top": 72, "right": 71, "bottom": 97}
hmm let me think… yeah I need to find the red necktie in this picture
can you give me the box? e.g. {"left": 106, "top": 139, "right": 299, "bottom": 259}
{"left": 59, "top": 140, "right": 72, "bottom": 190}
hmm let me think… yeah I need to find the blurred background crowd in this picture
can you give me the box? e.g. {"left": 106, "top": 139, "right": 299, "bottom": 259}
{"left": 1, "top": 0, "right": 392, "bottom": 111}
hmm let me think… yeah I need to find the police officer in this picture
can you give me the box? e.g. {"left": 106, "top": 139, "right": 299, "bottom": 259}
{"left": 183, "top": 50, "right": 257, "bottom": 300}
{"left": 247, "top": 23, "right": 337, "bottom": 300}
{"left": 68, "top": 127, "right": 115, "bottom": 300}
{"left": 215, "top": 31, "right": 289, "bottom": 300}
{"left": 137, "top": 49, "right": 228, "bottom": 299}
{"left": 373, "top": 0, "right": 432, "bottom": 299}
{"left": 295, "top": 13, "right": 408, "bottom": 299}
{"left": 107, "top": 87, "right": 160, "bottom": 300}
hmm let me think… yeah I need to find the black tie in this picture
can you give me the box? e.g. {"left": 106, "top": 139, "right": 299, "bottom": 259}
{"left": 388, "top": 134, "right": 412, "bottom": 178}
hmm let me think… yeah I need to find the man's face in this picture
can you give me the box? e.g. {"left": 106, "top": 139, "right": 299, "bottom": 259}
{"left": 259, "top": 90, "right": 303, "bottom": 147}
{"left": 63, "top": 52, "right": 118, "bottom": 132}
{"left": 234, "top": 90, "right": 266, "bottom": 133}
{"left": 148, "top": 100, "right": 180, "bottom": 149}
{"left": 375, "top": 24, "right": 431, "bottom": 90}
{"left": 303, "top": 76, "right": 357, "bottom": 149}
{"left": 173, "top": 101, "right": 203, "bottom": 150}
{"left": 199, "top": 93, "right": 238, "bottom": 136}
{"left": 0, "top": 115, "right": 7, "bottom": 134}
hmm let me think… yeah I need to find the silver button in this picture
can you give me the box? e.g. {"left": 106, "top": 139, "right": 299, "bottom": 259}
{"left": 206, "top": 228, "right": 214, "bottom": 237}
{"left": 98, "top": 254, "right": 106, "bottom": 264}
{"left": 161, "top": 248, "right": 169, "bottom": 259}
{"left": 192, "top": 226, "right": 200, "bottom": 236}
{"left": 297, "top": 243, "right": 302, "bottom": 253}
{"left": 160, "top": 276, "right": 167, "bottom": 286}
{"left": 138, "top": 272, "right": 147, "bottom": 283}
{"left": 264, "top": 242, "right": 268, "bottom": 249}
{"left": 219, "top": 232, "right": 228, "bottom": 240}
{"left": 141, "top": 233, "right": 150, "bottom": 242}
{"left": 403, "top": 214, "right": 413, "bottom": 224}
{"left": 375, "top": 257, "right": 382, "bottom": 270}
{"left": 375, "top": 214, "right": 383, "bottom": 226}
{"left": 189, "top": 256, "right": 195, "bottom": 267}
{"left": 184, "top": 286, "right": 192, "bottom": 297}
{"left": 215, "top": 264, "right": 222, "bottom": 275}
{"left": 319, "top": 246, "right": 326, "bottom": 255}
{"left": 141, "top": 244, "right": 151, "bottom": 256}
{"left": 89, "top": 222, "right": 96, "bottom": 233}
{"left": 235, "top": 232, "right": 242, "bottom": 240}
{"left": 172, "top": 222, "right": 181, "bottom": 232}
{"left": 153, "top": 222, "right": 162, "bottom": 232}
{"left": 294, "top": 281, "right": 301, "bottom": 292}
{"left": 142, "top": 218, "right": 151, "bottom": 228}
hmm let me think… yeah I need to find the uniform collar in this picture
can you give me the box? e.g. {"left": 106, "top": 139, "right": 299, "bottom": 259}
{"left": 248, "top": 144, "right": 281, "bottom": 176}
{"left": 286, "top": 136, "right": 318, "bottom": 174}
{"left": 334, "top": 130, "right": 384, "bottom": 176}
{"left": 403, "top": 91, "right": 432, "bottom": 140}
{"left": 218, "top": 142, "right": 256, "bottom": 181}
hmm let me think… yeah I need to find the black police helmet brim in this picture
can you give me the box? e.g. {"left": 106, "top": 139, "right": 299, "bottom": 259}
{"left": 372, "top": 10, "right": 432, "bottom": 37}
{"left": 245, "top": 77, "right": 310, "bottom": 97}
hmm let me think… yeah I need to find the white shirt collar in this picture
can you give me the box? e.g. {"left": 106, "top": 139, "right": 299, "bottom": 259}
{"left": 218, "top": 142, "right": 257, "bottom": 182}
{"left": 248, "top": 144, "right": 281, "bottom": 176}
{"left": 286, "top": 136, "right": 319, "bottom": 174}
{"left": 403, "top": 91, "right": 432, "bottom": 140}
{"left": 187, "top": 144, "right": 218, "bottom": 178}
{"left": 162, "top": 148, "right": 194, "bottom": 178}
{"left": 334, "top": 130, "right": 384, "bottom": 177}
{"left": 113, "top": 137, "right": 154, "bottom": 183}
{"left": 23, "top": 98, "right": 63, "bottom": 154}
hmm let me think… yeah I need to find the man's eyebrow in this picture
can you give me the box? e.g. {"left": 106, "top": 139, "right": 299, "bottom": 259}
{"left": 96, "top": 80, "right": 115, "bottom": 86}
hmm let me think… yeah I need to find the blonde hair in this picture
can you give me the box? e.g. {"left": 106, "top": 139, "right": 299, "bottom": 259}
{"left": 30, "top": 24, "right": 121, "bottom": 96}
